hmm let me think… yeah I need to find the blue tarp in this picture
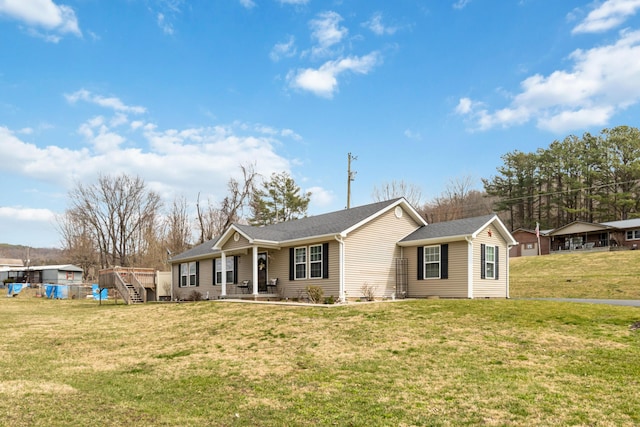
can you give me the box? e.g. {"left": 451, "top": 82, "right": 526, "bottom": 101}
{"left": 44, "top": 284, "right": 68, "bottom": 299}
{"left": 7, "top": 283, "right": 25, "bottom": 296}
{"left": 92, "top": 284, "right": 108, "bottom": 300}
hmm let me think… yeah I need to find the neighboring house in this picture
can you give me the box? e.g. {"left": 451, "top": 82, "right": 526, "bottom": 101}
{"left": 169, "top": 198, "right": 516, "bottom": 301}
{"left": 509, "top": 228, "right": 551, "bottom": 257}
{"left": 601, "top": 218, "right": 640, "bottom": 250}
{"left": 0, "top": 264, "right": 83, "bottom": 285}
{"left": 511, "top": 218, "right": 640, "bottom": 255}
{"left": 546, "top": 219, "right": 640, "bottom": 253}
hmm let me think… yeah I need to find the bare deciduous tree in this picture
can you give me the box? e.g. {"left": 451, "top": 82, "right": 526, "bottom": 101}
{"left": 371, "top": 180, "right": 423, "bottom": 207}
{"left": 422, "top": 176, "right": 493, "bottom": 223}
{"left": 164, "top": 195, "right": 192, "bottom": 256}
{"left": 63, "top": 173, "right": 162, "bottom": 268}
{"left": 57, "top": 208, "right": 99, "bottom": 281}
{"left": 196, "top": 164, "right": 258, "bottom": 243}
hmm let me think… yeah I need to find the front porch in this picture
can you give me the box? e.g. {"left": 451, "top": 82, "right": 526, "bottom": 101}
{"left": 219, "top": 278, "right": 280, "bottom": 300}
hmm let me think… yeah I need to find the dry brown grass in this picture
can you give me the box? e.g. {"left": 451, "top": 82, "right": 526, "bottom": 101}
{"left": 1, "top": 294, "right": 639, "bottom": 426}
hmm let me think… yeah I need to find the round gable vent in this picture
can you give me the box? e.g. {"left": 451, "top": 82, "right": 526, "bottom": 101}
{"left": 395, "top": 206, "right": 403, "bottom": 218}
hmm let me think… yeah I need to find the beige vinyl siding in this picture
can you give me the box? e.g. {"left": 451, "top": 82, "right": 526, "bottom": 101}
{"left": 473, "top": 225, "right": 509, "bottom": 298}
{"left": 275, "top": 241, "right": 340, "bottom": 300}
{"left": 224, "top": 234, "right": 251, "bottom": 251}
{"left": 344, "top": 207, "right": 422, "bottom": 299}
{"left": 262, "top": 248, "right": 289, "bottom": 295}
{"left": 406, "top": 241, "right": 469, "bottom": 298}
{"left": 233, "top": 254, "right": 254, "bottom": 293}
{"left": 171, "top": 264, "right": 179, "bottom": 299}
{"left": 172, "top": 259, "right": 220, "bottom": 300}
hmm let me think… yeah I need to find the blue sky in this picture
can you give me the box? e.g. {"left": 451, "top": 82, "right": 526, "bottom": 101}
{"left": 2, "top": 0, "right": 640, "bottom": 248}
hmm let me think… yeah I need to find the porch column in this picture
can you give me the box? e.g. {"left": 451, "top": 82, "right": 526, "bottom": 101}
{"left": 220, "top": 251, "right": 227, "bottom": 297}
{"left": 252, "top": 246, "right": 259, "bottom": 295}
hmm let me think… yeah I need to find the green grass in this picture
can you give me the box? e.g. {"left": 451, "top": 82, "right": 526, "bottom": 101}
{"left": 510, "top": 250, "right": 640, "bottom": 299}
{"left": 1, "top": 295, "right": 640, "bottom": 426}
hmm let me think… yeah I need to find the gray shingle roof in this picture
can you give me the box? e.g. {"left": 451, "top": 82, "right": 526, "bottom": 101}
{"left": 171, "top": 198, "right": 403, "bottom": 262}
{"left": 401, "top": 214, "right": 497, "bottom": 242}
{"left": 169, "top": 237, "right": 220, "bottom": 262}
{"left": 235, "top": 198, "right": 403, "bottom": 242}
{"left": 601, "top": 218, "right": 640, "bottom": 229}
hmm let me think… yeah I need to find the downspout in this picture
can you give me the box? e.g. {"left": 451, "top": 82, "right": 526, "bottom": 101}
{"left": 465, "top": 237, "right": 473, "bottom": 299}
{"left": 335, "top": 235, "right": 345, "bottom": 302}
{"left": 506, "top": 244, "right": 512, "bottom": 299}
{"left": 221, "top": 251, "right": 227, "bottom": 298}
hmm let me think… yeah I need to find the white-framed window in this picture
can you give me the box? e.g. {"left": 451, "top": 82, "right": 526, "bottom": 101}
{"left": 215, "top": 256, "right": 235, "bottom": 284}
{"left": 309, "top": 244, "right": 323, "bottom": 278}
{"left": 626, "top": 230, "right": 640, "bottom": 240}
{"left": 295, "top": 247, "right": 307, "bottom": 279}
{"left": 525, "top": 243, "right": 534, "bottom": 250}
{"left": 424, "top": 245, "right": 441, "bottom": 279}
{"left": 180, "top": 262, "right": 198, "bottom": 287}
{"left": 485, "top": 245, "right": 496, "bottom": 279}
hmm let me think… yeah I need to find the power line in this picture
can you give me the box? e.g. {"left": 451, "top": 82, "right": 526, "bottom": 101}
{"left": 488, "top": 178, "right": 640, "bottom": 204}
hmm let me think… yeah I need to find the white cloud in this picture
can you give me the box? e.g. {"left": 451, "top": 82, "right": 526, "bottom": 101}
{"left": 455, "top": 97, "right": 474, "bottom": 114}
{"left": 306, "top": 186, "right": 334, "bottom": 208}
{"left": 572, "top": 0, "right": 640, "bottom": 34}
{"left": 453, "top": 0, "right": 472, "bottom": 10}
{"left": 239, "top": 0, "right": 256, "bottom": 9}
{"left": 270, "top": 35, "right": 296, "bottom": 61}
{"left": 288, "top": 52, "right": 381, "bottom": 98}
{"left": 0, "top": 112, "right": 294, "bottom": 206}
{"left": 456, "top": 29, "right": 640, "bottom": 133}
{"left": 363, "top": 12, "right": 398, "bottom": 36}
{"left": 309, "top": 11, "right": 348, "bottom": 58}
{"left": 78, "top": 116, "right": 127, "bottom": 153}
{"left": 0, "top": 206, "right": 56, "bottom": 222}
{"left": 404, "top": 129, "right": 422, "bottom": 140}
{"left": 278, "top": 0, "right": 309, "bottom": 4}
{"left": 157, "top": 13, "right": 174, "bottom": 35}
{"left": 0, "top": 0, "right": 81, "bottom": 40}
{"left": 65, "top": 89, "right": 147, "bottom": 114}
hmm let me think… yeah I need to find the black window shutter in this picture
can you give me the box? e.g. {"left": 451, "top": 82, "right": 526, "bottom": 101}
{"left": 417, "top": 247, "right": 424, "bottom": 280}
{"left": 441, "top": 244, "right": 448, "bottom": 279}
{"left": 495, "top": 246, "right": 499, "bottom": 280}
{"left": 322, "top": 243, "right": 329, "bottom": 279}
{"left": 233, "top": 256, "right": 239, "bottom": 284}
{"left": 289, "top": 248, "right": 294, "bottom": 281}
{"left": 212, "top": 258, "right": 217, "bottom": 285}
{"left": 178, "top": 264, "right": 182, "bottom": 288}
{"left": 480, "top": 244, "right": 486, "bottom": 279}
{"left": 195, "top": 261, "right": 200, "bottom": 286}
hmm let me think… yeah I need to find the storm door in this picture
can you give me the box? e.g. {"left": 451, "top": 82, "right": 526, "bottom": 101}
{"left": 257, "top": 252, "right": 268, "bottom": 292}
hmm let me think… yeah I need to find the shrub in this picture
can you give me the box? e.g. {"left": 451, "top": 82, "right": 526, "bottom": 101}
{"left": 324, "top": 295, "right": 336, "bottom": 304}
{"left": 188, "top": 290, "right": 203, "bottom": 301}
{"left": 306, "top": 285, "right": 324, "bottom": 304}
{"left": 361, "top": 282, "right": 377, "bottom": 301}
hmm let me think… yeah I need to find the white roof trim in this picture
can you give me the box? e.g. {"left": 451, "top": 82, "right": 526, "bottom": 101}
{"left": 472, "top": 215, "right": 517, "bottom": 245}
{"left": 342, "top": 198, "right": 426, "bottom": 237}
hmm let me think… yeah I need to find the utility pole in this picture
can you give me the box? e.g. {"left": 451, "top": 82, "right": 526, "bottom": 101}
{"left": 347, "top": 152, "right": 357, "bottom": 209}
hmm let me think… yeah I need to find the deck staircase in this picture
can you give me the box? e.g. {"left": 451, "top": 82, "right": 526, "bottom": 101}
{"left": 114, "top": 269, "right": 146, "bottom": 304}
{"left": 98, "top": 267, "right": 156, "bottom": 305}
{"left": 121, "top": 280, "right": 144, "bottom": 304}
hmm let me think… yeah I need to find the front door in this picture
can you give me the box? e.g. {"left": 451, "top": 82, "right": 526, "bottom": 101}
{"left": 257, "top": 252, "right": 268, "bottom": 292}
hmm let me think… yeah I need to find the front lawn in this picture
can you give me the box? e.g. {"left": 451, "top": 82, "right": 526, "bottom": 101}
{"left": 1, "top": 296, "right": 639, "bottom": 426}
